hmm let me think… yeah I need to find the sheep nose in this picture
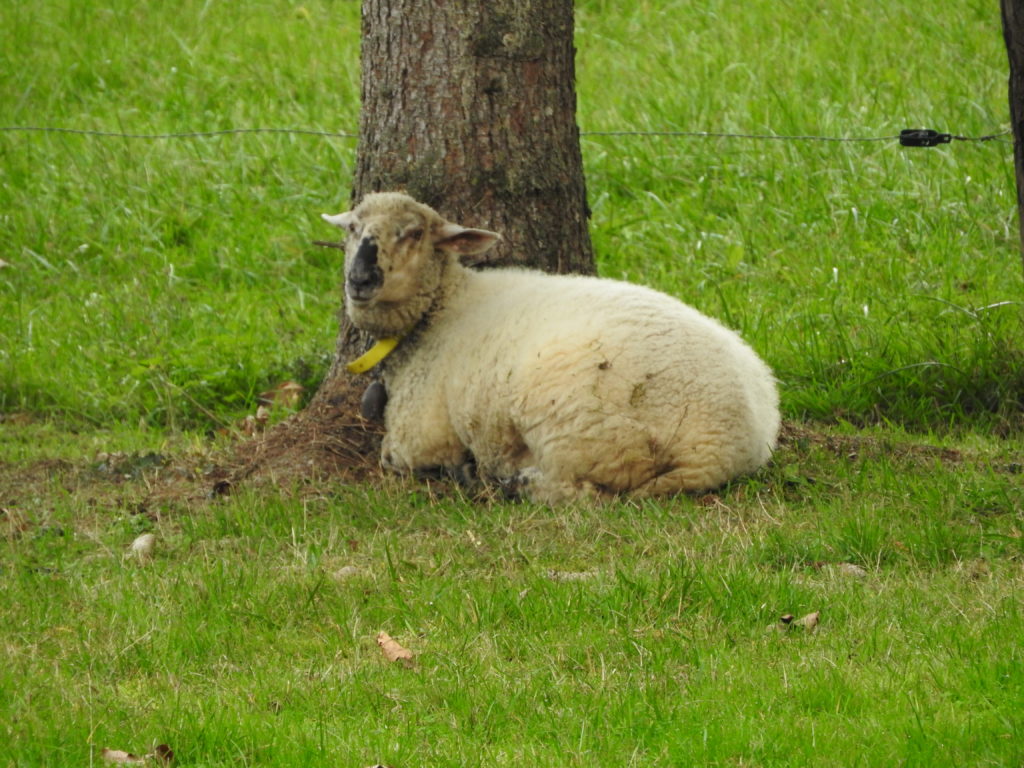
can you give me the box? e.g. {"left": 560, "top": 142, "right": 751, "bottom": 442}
{"left": 348, "top": 238, "right": 383, "bottom": 296}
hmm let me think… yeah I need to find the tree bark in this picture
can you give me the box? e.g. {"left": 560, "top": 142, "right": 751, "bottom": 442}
{"left": 233, "top": 0, "right": 594, "bottom": 484}
{"left": 1002, "top": 0, "right": 1024, "bottom": 270}
{"left": 353, "top": 0, "right": 593, "bottom": 275}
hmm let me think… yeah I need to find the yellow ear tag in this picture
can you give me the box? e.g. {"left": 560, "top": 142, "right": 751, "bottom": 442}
{"left": 346, "top": 337, "right": 401, "bottom": 374}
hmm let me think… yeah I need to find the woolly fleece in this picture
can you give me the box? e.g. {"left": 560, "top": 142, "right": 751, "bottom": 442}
{"left": 323, "top": 192, "right": 780, "bottom": 504}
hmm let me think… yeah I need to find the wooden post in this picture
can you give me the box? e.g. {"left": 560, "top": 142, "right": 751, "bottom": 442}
{"left": 1001, "top": 0, "right": 1024, "bottom": 269}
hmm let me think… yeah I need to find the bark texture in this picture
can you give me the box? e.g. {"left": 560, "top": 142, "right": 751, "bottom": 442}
{"left": 1002, "top": 0, "right": 1024, "bottom": 269}
{"left": 234, "top": 0, "right": 594, "bottom": 485}
{"left": 353, "top": 0, "right": 593, "bottom": 274}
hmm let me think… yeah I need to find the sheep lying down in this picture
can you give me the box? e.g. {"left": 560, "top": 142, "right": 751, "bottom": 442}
{"left": 322, "top": 192, "right": 780, "bottom": 504}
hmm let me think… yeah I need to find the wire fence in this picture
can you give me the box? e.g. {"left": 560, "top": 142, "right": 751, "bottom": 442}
{"left": 0, "top": 124, "right": 1013, "bottom": 145}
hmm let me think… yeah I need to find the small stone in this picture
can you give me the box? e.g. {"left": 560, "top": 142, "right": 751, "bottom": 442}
{"left": 129, "top": 533, "right": 156, "bottom": 559}
{"left": 837, "top": 562, "right": 867, "bottom": 579}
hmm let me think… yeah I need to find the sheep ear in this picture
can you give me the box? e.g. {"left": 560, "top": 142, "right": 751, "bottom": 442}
{"left": 321, "top": 211, "right": 355, "bottom": 229}
{"left": 435, "top": 223, "right": 502, "bottom": 256}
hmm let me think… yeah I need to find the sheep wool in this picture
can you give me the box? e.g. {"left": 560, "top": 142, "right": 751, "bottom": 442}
{"left": 322, "top": 192, "right": 780, "bottom": 504}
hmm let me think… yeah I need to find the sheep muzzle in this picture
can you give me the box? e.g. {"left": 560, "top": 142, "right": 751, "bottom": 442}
{"left": 346, "top": 237, "right": 384, "bottom": 302}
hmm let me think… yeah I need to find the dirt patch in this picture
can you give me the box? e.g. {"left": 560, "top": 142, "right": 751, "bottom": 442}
{"left": 0, "top": 375, "right": 387, "bottom": 511}
{"left": 224, "top": 379, "right": 385, "bottom": 491}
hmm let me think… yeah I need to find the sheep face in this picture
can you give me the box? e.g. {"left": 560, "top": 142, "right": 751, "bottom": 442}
{"left": 322, "top": 192, "right": 501, "bottom": 337}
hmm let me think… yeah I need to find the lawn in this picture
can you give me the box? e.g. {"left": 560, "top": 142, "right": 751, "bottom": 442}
{"left": 1, "top": 0, "right": 1023, "bottom": 766}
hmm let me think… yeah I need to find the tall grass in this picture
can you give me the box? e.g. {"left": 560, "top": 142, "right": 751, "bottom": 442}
{"left": 2, "top": 0, "right": 1021, "bottom": 431}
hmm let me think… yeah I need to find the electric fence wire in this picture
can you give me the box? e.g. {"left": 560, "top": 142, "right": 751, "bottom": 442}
{"left": 0, "top": 124, "right": 1013, "bottom": 145}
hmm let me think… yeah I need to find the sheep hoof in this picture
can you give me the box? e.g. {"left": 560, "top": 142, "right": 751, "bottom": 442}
{"left": 495, "top": 467, "right": 542, "bottom": 500}
{"left": 360, "top": 380, "right": 388, "bottom": 422}
{"left": 452, "top": 459, "right": 478, "bottom": 487}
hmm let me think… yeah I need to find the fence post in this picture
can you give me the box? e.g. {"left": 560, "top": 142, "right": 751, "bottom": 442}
{"left": 1001, "top": 0, "right": 1024, "bottom": 270}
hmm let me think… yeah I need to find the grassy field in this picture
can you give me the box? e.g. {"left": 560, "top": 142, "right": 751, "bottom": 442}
{"left": 2, "top": 0, "right": 1023, "bottom": 766}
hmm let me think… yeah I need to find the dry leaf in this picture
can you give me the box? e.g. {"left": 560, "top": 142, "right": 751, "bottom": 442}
{"left": 239, "top": 405, "right": 271, "bottom": 435}
{"left": 101, "top": 745, "right": 173, "bottom": 765}
{"left": 101, "top": 749, "right": 146, "bottom": 764}
{"left": 129, "top": 533, "right": 156, "bottom": 559}
{"left": 259, "top": 380, "right": 305, "bottom": 409}
{"left": 794, "top": 611, "right": 820, "bottom": 631}
{"left": 377, "top": 631, "right": 414, "bottom": 665}
{"left": 332, "top": 565, "right": 360, "bottom": 581}
{"left": 772, "top": 612, "right": 820, "bottom": 633}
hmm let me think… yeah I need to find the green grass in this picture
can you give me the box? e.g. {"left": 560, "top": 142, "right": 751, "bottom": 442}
{"left": 2, "top": 0, "right": 1021, "bottom": 431}
{"left": 2, "top": 0, "right": 1024, "bottom": 766}
{"left": 2, "top": 436, "right": 1022, "bottom": 767}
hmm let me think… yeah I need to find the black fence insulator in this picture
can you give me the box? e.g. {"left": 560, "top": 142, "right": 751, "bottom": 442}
{"left": 899, "top": 129, "right": 953, "bottom": 147}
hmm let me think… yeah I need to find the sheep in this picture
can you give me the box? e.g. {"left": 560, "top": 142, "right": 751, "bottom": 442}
{"left": 321, "top": 191, "right": 780, "bottom": 504}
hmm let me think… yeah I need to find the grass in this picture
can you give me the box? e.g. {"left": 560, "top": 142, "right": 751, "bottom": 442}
{"left": 2, "top": 0, "right": 1021, "bottom": 431}
{"left": 1, "top": 0, "right": 1024, "bottom": 766}
{"left": 2, "top": 436, "right": 1023, "bottom": 767}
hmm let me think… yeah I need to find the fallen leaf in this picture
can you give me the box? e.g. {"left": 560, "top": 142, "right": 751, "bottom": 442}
{"left": 239, "top": 405, "right": 272, "bottom": 435}
{"left": 130, "top": 533, "right": 156, "bottom": 560}
{"left": 332, "top": 565, "right": 360, "bottom": 581}
{"left": 376, "top": 631, "right": 414, "bottom": 665}
{"left": 259, "top": 380, "right": 305, "bottom": 409}
{"left": 794, "top": 611, "right": 820, "bottom": 631}
{"left": 101, "top": 744, "right": 174, "bottom": 765}
{"left": 771, "top": 612, "right": 820, "bottom": 633}
{"left": 101, "top": 749, "right": 146, "bottom": 764}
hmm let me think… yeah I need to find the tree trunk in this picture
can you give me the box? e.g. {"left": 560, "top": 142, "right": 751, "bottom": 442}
{"left": 1002, "top": 0, "right": 1024, "bottom": 270}
{"left": 353, "top": 0, "right": 593, "bottom": 275}
{"left": 232, "top": 0, "right": 594, "bottom": 485}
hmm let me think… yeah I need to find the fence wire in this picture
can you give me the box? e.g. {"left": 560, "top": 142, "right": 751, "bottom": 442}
{"left": 0, "top": 125, "right": 1012, "bottom": 144}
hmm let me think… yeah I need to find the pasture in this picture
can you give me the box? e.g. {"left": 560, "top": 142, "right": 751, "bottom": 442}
{"left": 1, "top": 0, "right": 1022, "bottom": 765}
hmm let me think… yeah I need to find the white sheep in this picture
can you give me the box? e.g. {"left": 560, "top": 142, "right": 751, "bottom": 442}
{"left": 322, "top": 192, "right": 780, "bottom": 504}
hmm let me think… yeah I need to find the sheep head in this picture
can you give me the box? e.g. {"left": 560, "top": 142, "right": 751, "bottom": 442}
{"left": 322, "top": 192, "right": 501, "bottom": 337}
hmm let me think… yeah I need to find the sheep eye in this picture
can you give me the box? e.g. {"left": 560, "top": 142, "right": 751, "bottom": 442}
{"left": 402, "top": 227, "right": 424, "bottom": 243}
